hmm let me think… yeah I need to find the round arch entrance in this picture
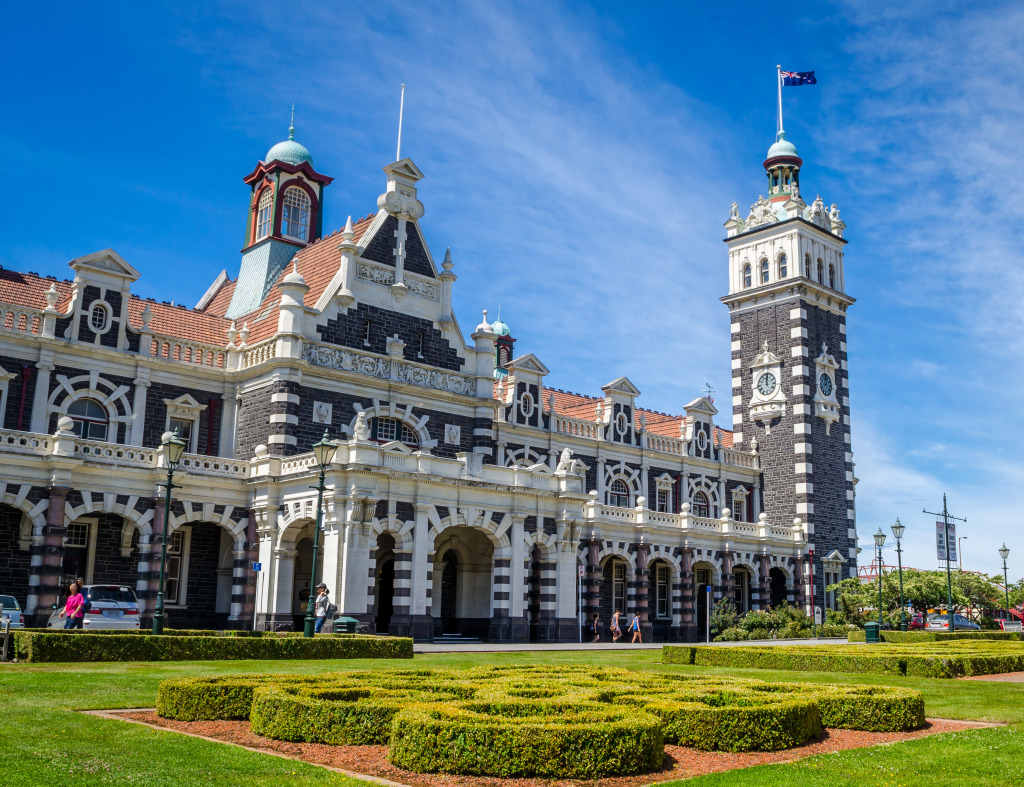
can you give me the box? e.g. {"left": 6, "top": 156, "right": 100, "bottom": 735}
{"left": 373, "top": 533, "right": 396, "bottom": 634}
{"left": 769, "top": 567, "right": 789, "bottom": 608}
{"left": 431, "top": 526, "right": 494, "bottom": 640}
{"left": 290, "top": 520, "right": 324, "bottom": 631}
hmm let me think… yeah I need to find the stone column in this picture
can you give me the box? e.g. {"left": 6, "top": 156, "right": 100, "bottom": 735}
{"left": 29, "top": 359, "right": 54, "bottom": 434}
{"left": 28, "top": 485, "right": 68, "bottom": 625}
{"left": 406, "top": 502, "right": 433, "bottom": 641}
{"left": 508, "top": 513, "right": 528, "bottom": 641}
{"left": 585, "top": 535, "right": 602, "bottom": 638}
{"left": 236, "top": 512, "right": 259, "bottom": 629}
{"left": 679, "top": 546, "right": 695, "bottom": 641}
{"left": 758, "top": 554, "right": 772, "bottom": 610}
{"left": 635, "top": 540, "right": 653, "bottom": 641}
{"left": 129, "top": 373, "right": 150, "bottom": 446}
{"left": 792, "top": 556, "right": 805, "bottom": 612}
{"left": 268, "top": 548, "right": 297, "bottom": 631}
{"left": 721, "top": 549, "right": 735, "bottom": 609}
{"left": 489, "top": 546, "right": 512, "bottom": 643}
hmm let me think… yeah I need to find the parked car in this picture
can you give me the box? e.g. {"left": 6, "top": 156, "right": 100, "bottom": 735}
{"left": 925, "top": 613, "right": 980, "bottom": 631}
{"left": 47, "top": 585, "right": 140, "bottom": 630}
{"left": 995, "top": 618, "right": 1023, "bottom": 632}
{"left": 908, "top": 613, "right": 925, "bottom": 630}
{"left": 0, "top": 595, "right": 24, "bottom": 628}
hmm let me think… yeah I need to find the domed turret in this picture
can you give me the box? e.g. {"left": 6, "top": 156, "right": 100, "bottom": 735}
{"left": 763, "top": 130, "right": 803, "bottom": 202}
{"left": 490, "top": 317, "right": 511, "bottom": 337}
{"left": 266, "top": 121, "right": 313, "bottom": 167}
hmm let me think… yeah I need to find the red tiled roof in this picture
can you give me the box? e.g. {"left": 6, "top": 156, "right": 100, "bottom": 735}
{"left": 0, "top": 269, "right": 74, "bottom": 312}
{"left": 198, "top": 278, "right": 237, "bottom": 317}
{"left": 495, "top": 382, "right": 734, "bottom": 446}
{"left": 232, "top": 215, "right": 376, "bottom": 343}
{"left": 125, "top": 298, "right": 233, "bottom": 346}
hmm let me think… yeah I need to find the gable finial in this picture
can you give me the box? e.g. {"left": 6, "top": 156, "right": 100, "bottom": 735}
{"left": 289, "top": 104, "right": 295, "bottom": 140}
{"left": 396, "top": 83, "right": 406, "bottom": 161}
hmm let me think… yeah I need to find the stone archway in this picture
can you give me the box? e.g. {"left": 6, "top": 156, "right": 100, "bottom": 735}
{"left": 0, "top": 504, "right": 33, "bottom": 612}
{"left": 373, "top": 533, "right": 396, "bottom": 634}
{"left": 431, "top": 525, "right": 494, "bottom": 640}
{"left": 770, "top": 567, "right": 789, "bottom": 608}
{"left": 693, "top": 560, "right": 717, "bottom": 638}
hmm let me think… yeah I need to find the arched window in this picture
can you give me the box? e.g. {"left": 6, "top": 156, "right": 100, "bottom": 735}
{"left": 255, "top": 189, "right": 273, "bottom": 241}
{"left": 742, "top": 263, "right": 752, "bottom": 288}
{"left": 803, "top": 252, "right": 811, "bottom": 278}
{"left": 282, "top": 187, "right": 311, "bottom": 241}
{"left": 608, "top": 478, "right": 630, "bottom": 508}
{"left": 828, "top": 263, "right": 836, "bottom": 289}
{"left": 816, "top": 259, "right": 824, "bottom": 283}
{"left": 371, "top": 417, "right": 419, "bottom": 448}
{"left": 692, "top": 491, "right": 709, "bottom": 518}
{"left": 778, "top": 253, "right": 787, "bottom": 279}
{"left": 67, "top": 398, "right": 108, "bottom": 441}
{"left": 89, "top": 303, "right": 109, "bottom": 333}
{"left": 760, "top": 259, "right": 770, "bottom": 284}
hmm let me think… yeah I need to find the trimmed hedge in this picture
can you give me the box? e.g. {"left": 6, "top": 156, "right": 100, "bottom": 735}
{"left": 847, "top": 630, "right": 1024, "bottom": 643}
{"left": 14, "top": 632, "right": 412, "bottom": 663}
{"left": 155, "top": 664, "right": 924, "bottom": 776}
{"left": 665, "top": 641, "right": 1024, "bottom": 678}
{"left": 389, "top": 701, "right": 663, "bottom": 777}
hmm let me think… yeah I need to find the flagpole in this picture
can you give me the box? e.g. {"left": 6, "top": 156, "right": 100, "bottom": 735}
{"left": 777, "top": 64, "right": 783, "bottom": 135}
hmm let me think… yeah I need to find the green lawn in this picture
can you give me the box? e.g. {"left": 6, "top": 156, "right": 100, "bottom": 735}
{"left": 0, "top": 649, "right": 1022, "bottom": 786}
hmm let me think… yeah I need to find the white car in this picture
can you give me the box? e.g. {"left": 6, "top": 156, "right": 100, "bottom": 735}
{"left": 1, "top": 595, "right": 24, "bottom": 628}
{"left": 48, "top": 585, "right": 141, "bottom": 630}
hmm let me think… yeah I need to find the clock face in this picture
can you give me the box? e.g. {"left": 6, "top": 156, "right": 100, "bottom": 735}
{"left": 756, "top": 372, "right": 777, "bottom": 396}
{"left": 819, "top": 373, "right": 833, "bottom": 397}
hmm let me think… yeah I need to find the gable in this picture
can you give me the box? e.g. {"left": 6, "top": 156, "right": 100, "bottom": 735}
{"left": 69, "top": 249, "right": 140, "bottom": 283}
{"left": 602, "top": 376, "right": 642, "bottom": 397}
{"left": 404, "top": 222, "right": 436, "bottom": 278}
{"left": 506, "top": 353, "right": 550, "bottom": 376}
{"left": 361, "top": 215, "right": 399, "bottom": 266}
{"left": 684, "top": 396, "right": 719, "bottom": 417}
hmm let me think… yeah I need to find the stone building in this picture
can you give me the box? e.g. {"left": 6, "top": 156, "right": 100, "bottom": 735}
{"left": 0, "top": 122, "right": 857, "bottom": 639}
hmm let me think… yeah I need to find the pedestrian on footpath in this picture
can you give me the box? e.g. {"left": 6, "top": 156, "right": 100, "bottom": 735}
{"left": 314, "top": 583, "right": 331, "bottom": 633}
{"left": 591, "top": 612, "right": 601, "bottom": 643}
{"left": 59, "top": 582, "right": 85, "bottom": 630}
{"left": 611, "top": 609, "right": 622, "bottom": 642}
{"left": 629, "top": 612, "right": 642, "bottom": 643}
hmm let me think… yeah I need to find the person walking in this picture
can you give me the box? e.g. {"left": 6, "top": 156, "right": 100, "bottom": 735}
{"left": 59, "top": 582, "right": 85, "bottom": 630}
{"left": 611, "top": 609, "right": 622, "bottom": 642}
{"left": 629, "top": 612, "right": 642, "bottom": 643}
{"left": 314, "top": 583, "right": 331, "bottom": 634}
{"left": 591, "top": 612, "right": 601, "bottom": 643}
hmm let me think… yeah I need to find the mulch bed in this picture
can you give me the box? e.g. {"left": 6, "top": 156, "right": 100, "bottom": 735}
{"left": 103, "top": 711, "right": 994, "bottom": 786}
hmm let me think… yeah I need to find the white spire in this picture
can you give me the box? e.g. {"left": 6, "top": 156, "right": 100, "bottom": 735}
{"left": 396, "top": 83, "right": 406, "bottom": 161}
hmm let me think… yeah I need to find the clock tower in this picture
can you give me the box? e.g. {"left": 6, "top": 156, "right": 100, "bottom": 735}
{"left": 721, "top": 129, "right": 858, "bottom": 610}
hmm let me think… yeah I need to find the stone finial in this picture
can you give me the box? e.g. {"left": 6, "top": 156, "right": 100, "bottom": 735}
{"left": 226, "top": 321, "right": 238, "bottom": 347}
{"left": 442, "top": 247, "right": 454, "bottom": 272}
{"left": 45, "top": 283, "right": 60, "bottom": 311}
{"left": 141, "top": 303, "right": 153, "bottom": 330}
{"left": 56, "top": 415, "right": 74, "bottom": 434}
{"left": 343, "top": 215, "right": 354, "bottom": 240}
{"left": 474, "top": 309, "right": 492, "bottom": 333}
{"left": 547, "top": 392, "right": 556, "bottom": 413}
{"left": 239, "top": 322, "right": 250, "bottom": 345}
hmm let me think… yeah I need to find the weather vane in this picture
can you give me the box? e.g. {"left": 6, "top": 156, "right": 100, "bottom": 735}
{"left": 703, "top": 382, "right": 716, "bottom": 402}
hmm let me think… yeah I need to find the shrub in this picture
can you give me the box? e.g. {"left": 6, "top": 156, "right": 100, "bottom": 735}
{"left": 14, "top": 632, "right": 413, "bottom": 663}
{"left": 813, "top": 685, "right": 925, "bottom": 731}
{"left": 713, "top": 627, "right": 748, "bottom": 642}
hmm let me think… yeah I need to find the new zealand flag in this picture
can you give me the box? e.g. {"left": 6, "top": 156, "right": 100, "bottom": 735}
{"left": 781, "top": 70, "right": 816, "bottom": 86}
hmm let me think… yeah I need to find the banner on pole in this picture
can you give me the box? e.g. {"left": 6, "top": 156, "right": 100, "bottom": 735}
{"left": 936, "top": 521, "right": 957, "bottom": 562}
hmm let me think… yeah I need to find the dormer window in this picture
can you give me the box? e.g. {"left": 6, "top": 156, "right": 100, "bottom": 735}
{"left": 760, "top": 259, "right": 770, "bottom": 284}
{"left": 743, "top": 264, "right": 752, "bottom": 288}
{"left": 282, "top": 187, "right": 311, "bottom": 241}
{"left": 255, "top": 189, "right": 273, "bottom": 241}
{"left": 89, "top": 303, "right": 109, "bottom": 333}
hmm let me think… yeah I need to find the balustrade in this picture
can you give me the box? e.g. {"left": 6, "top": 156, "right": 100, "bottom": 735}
{"left": 0, "top": 306, "right": 43, "bottom": 336}
{"left": 148, "top": 336, "right": 226, "bottom": 369}
{"left": 241, "top": 340, "right": 277, "bottom": 368}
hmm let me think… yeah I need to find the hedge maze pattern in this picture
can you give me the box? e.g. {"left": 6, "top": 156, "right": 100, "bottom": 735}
{"left": 665, "top": 641, "right": 1024, "bottom": 678}
{"left": 156, "top": 665, "right": 925, "bottom": 777}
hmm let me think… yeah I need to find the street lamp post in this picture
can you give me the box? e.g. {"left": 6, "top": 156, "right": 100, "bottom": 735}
{"left": 303, "top": 430, "right": 339, "bottom": 638}
{"left": 999, "top": 544, "right": 1011, "bottom": 619}
{"left": 958, "top": 536, "right": 967, "bottom": 571}
{"left": 873, "top": 528, "right": 887, "bottom": 629}
{"left": 153, "top": 429, "right": 187, "bottom": 635}
{"left": 891, "top": 519, "right": 907, "bottom": 631}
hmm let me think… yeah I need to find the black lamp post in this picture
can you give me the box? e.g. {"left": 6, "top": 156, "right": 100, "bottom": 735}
{"left": 891, "top": 519, "right": 907, "bottom": 631}
{"left": 873, "top": 528, "right": 886, "bottom": 629}
{"left": 999, "top": 543, "right": 1011, "bottom": 619}
{"left": 153, "top": 429, "right": 187, "bottom": 635}
{"left": 303, "top": 430, "right": 338, "bottom": 638}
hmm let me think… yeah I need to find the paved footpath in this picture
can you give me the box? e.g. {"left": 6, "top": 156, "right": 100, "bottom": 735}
{"left": 413, "top": 637, "right": 850, "bottom": 654}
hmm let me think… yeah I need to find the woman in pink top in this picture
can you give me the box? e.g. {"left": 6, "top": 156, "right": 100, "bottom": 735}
{"left": 59, "top": 582, "right": 85, "bottom": 630}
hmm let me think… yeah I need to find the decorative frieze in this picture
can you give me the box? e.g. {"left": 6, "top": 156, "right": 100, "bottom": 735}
{"left": 302, "top": 342, "right": 476, "bottom": 397}
{"left": 357, "top": 262, "right": 438, "bottom": 300}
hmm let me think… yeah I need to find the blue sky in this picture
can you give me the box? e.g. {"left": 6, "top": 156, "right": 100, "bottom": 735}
{"left": 2, "top": 1, "right": 1021, "bottom": 577}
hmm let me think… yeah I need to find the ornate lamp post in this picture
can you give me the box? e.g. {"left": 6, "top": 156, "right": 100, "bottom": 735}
{"left": 873, "top": 528, "right": 887, "bottom": 629}
{"left": 999, "top": 544, "right": 1011, "bottom": 619}
{"left": 153, "top": 429, "right": 187, "bottom": 635}
{"left": 303, "top": 430, "right": 338, "bottom": 638}
{"left": 891, "top": 519, "right": 907, "bottom": 631}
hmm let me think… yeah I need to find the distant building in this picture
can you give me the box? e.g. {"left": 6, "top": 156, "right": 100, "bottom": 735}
{"left": 0, "top": 122, "right": 856, "bottom": 638}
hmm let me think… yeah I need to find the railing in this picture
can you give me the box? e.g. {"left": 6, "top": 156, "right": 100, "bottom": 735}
{"left": 0, "top": 305, "right": 43, "bottom": 336}
{"left": 383, "top": 452, "right": 410, "bottom": 470}
{"left": 690, "top": 516, "right": 723, "bottom": 532}
{"left": 241, "top": 339, "right": 277, "bottom": 369}
{"left": 596, "top": 505, "right": 637, "bottom": 523}
{"left": 74, "top": 442, "right": 158, "bottom": 467}
{"left": 148, "top": 336, "right": 226, "bottom": 369}
{"left": 177, "top": 454, "right": 248, "bottom": 478}
{"left": 279, "top": 454, "right": 319, "bottom": 475}
{"left": 0, "top": 429, "right": 52, "bottom": 455}
{"left": 720, "top": 446, "right": 758, "bottom": 469}
{"left": 645, "top": 511, "right": 678, "bottom": 527}
{"left": 731, "top": 521, "right": 758, "bottom": 535}
{"left": 645, "top": 433, "right": 685, "bottom": 455}
{"left": 550, "top": 414, "right": 600, "bottom": 439}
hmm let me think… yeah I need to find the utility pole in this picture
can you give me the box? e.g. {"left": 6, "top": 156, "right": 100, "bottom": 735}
{"left": 923, "top": 494, "right": 966, "bottom": 632}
